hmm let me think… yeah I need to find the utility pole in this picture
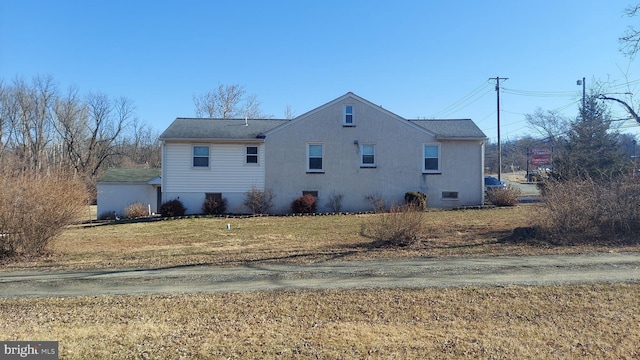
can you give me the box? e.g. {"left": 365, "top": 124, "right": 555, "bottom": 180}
{"left": 577, "top": 77, "right": 585, "bottom": 119}
{"left": 489, "top": 77, "right": 508, "bottom": 182}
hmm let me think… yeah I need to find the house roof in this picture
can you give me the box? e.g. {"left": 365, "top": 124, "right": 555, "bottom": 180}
{"left": 159, "top": 94, "right": 487, "bottom": 141}
{"left": 159, "top": 118, "right": 289, "bottom": 141}
{"left": 409, "top": 119, "right": 487, "bottom": 140}
{"left": 98, "top": 168, "right": 161, "bottom": 184}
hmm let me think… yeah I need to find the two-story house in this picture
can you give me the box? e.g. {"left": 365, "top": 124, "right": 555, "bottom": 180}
{"left": 159, "top": 92, "right": 487, "bottom": 214}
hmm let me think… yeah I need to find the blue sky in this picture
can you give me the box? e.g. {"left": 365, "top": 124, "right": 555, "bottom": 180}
{"left": 1, "top": 0, "right": 638, "bottom": 142}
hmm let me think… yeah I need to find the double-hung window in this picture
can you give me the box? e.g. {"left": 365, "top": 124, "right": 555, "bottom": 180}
{"left": 344, "top": 105, "right": 354, "bottom": 126}
{"left": 193, "top": 145, "right": 210, "bottom": 167}
{"left": 423, "top": 144, "right": 440, "bottom": 173}
{"left": 246, "top": 146, "right": 258, "bottom": 164}
{"left": 307, "top": 143, "right": 323, "bottom": 172}
{"left": 360, "top": 144, "right": 376, "bottom": 167}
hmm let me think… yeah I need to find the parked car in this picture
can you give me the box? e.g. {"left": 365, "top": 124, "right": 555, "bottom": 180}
{"left": 484, "top": 176, "right": 506, "bottom": 191}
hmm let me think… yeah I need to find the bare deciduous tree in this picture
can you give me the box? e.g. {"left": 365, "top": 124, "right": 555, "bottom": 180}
{"left": 0, "top": 74, "right": 161, "bottom": 198}
{"left": 53, "top": 92, "right": 135, "bottom": 195}
{"left": 121, "top": 117, "right": 161, "bottom": 168}
{"left": 525, "top": 108, "right": 570, "bottom": 143}
{"left": 621, "top": 4, "right": 640, "bottom": 58}
{"left": 52, "top": 85, "right": 86, "bottom": 171}
{"left": 243, "top": 93, "right": 262, "bottom": 119}
{"left": 0, "top": 76, "right": 58, "bottom": 172}
{"left": 193, "top": 84, "right": 267, "bottom": 119}
{"left": 0, "top": 79, "right": 12, "bottom": 161}
{"left": 84, "top": 93, "right": 132, "bottom": 177}
{"left": 284, "top": 104, "right": 296, "bottom": 119}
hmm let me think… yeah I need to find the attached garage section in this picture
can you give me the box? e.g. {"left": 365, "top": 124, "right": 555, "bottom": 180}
{"left": 97, "top": 168, "right": 161, "bottom": 219}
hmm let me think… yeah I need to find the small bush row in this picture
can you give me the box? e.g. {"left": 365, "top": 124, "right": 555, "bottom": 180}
{"left": 153, "top": 190, "right": 430, "bottom": 217}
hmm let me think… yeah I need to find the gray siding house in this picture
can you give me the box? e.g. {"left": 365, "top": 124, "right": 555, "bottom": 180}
{"left": 159, "top": 92, "right": 487, "bottom": 214}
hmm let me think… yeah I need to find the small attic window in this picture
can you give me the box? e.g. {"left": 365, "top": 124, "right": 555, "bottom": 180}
{"left": 344, "top": 105, "right": 354, "bottom": 126}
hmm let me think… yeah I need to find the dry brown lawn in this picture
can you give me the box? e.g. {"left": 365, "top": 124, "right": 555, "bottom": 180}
{"left": 1, "top": 285, "right": 638, "bottom": 359}
{"left": 3, "top": 204, "right": 638, "bottom": 271}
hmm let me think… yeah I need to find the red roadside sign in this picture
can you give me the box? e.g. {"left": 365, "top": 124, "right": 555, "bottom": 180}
{"left": 530, "top": 147, "right": 551, "bottom": 166}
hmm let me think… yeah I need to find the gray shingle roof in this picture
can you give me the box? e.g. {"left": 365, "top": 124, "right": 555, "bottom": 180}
{"left": 409, "top": 119, "right": 487, "bottom": 139}
{"left": 159, "top": 116, "right": 486, "bottom": 142}
{"left": 98, "top": 168, "right": 161, "bottom": 183}
{"left": 159, "top": 118, "right": 288, "bottom": 140}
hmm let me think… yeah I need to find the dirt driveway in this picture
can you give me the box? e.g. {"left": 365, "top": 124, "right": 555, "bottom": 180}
{"left": 1, "top": 252, "right": 638, "bottom": 298}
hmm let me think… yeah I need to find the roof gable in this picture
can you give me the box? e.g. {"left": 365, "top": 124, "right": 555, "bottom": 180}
{"left": 262, "top": 92, "right": 436, "bottom": 136}
{"left": 262, "top": 92, "right": 489, "bottom": 139}
{"left": 159, "top": 118, "right": 288, "bottom": 141}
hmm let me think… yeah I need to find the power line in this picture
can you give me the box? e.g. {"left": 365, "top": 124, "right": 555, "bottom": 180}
{"left": 502, "top": 78, "right": 640, "bottom": 98}
{"left": 429, "top": 81, "right": 494, "bottom": 118}
{"left": 502, "top": 88, "right": 576, "bottom": 98}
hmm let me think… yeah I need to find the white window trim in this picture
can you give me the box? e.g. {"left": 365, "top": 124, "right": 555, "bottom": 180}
{"left": 343, "top": 105, "right": 355, "bottom": 126}
{"left": 192, "top": 145, "right": 210, "bottom": 168}
{"left": 307, "top": 142, "right": 324, "bottom": 173}
{"left": 422, "top": 143, "right": 441, "bottom": 173}
{"left": 245, "top": 145, "right": 259, "bottom": 165}
{"left": 360, "top": 143, "right": 376, "bottom": 167}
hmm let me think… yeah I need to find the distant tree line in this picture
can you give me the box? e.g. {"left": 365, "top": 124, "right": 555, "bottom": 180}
{"left": 0, "top": 75, "right": 161, "bottom": 198}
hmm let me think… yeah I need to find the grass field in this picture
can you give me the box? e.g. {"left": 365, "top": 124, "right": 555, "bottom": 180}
{"left": 1, "top": 285, "right": 638, "bottom": 359}
{"left": 1, "top": 204, "right": 639, "bottom": 359}
{"left": 3, "top": 204, "right": 639, "bottom": 271}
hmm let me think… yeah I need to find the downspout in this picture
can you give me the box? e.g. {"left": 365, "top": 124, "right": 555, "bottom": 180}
{"left": 481, "top": 140, "right": 486, "bottom": 205}
{"left": 160, "top": 140, "right": 166, "bottom": 206}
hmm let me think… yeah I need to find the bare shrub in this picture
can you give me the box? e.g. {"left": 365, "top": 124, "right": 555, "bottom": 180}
{"left": 160, "top": 199, "right": 186, "bottom": 217}
{"left": 243, "top": 186, "right": 274, "bottom": 214}
{"left": 0, "top": 171, "right": 88, "bottom": 257}
{"left": 601, "top": 179, "right": 640, "bottom": 234}
{"left": 404, "top": 191, "right": 427, "bottom": 210}
{"left": 486, "top": 185, "right": 521, "bottom": 206}
{"left": 124, "top": 202, "right": 149, "bottom": 219}
{"left": 361, "top": 204, "right": 424, "bottom": 247}
{"left": 538, "top": 176, "right": 640, "bottom": 244}
{"left": 202, "top": 197, "right": 227, "bottom": 215}
{"left": 364, "top": 193, "right": 386, "bottom": 213}
{"left": 291, "top": 194, "right": 317, "bottom": 214}
{"left": 99, "top": 211, "right": 118, "bottom": 221}
{"left": 325, "top": 191, "right": 344, "bottom": 213}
